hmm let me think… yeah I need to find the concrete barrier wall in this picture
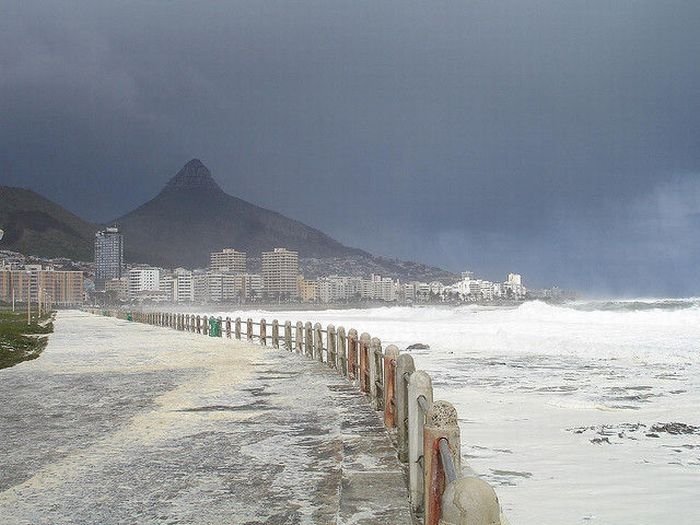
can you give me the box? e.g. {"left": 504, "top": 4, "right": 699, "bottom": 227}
{"left": 87, "top": 308, "right": 508, "bottom": 525}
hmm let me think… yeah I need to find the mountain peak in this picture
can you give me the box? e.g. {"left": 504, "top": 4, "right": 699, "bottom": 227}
{"left": 164, "top": 159, "right": 222, "bottom": 192}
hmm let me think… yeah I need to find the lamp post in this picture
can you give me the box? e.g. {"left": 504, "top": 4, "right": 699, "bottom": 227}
{"left": 27, "top": 270, "right": 31, "bottom": 325}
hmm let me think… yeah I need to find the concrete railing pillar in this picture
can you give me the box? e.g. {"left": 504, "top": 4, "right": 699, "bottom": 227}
{"left": 424, "top": 401, "right": 461, "bottom": 525}
{"left": 304, "top": 322, "right": 313, "bottom": 357}
{"left": 369, "top": 337, "right": 382, "bottom": 409}
{"left": 337, "top": 327, "right": 347, "bottom": 376}
{"left": 202, "top": 315, "right": 209, "bottom": 335}
{"left": 260, "top": 318, "right": 267, "bottom": 345}
{"left": 408, "top": 370, "right": 433, "bottom": 514}
{"left": 226, "top": 317, "right": 232, "bottom": 338}
{"left": 246, "top": 318, "right": 253, "bottom": 341}
{"left": 327, "top": 325, "right": 337, "bottom": 369}
{"left": 284, "top": 321, "right": 292, "bottom": 350}
{"left": 441, "top": 479, "right": 502, "bottom": 525}
{"left": 396, "top": 353, "right": 416, "bottom": 463}
{"left": 295, "top": 322, "right": 304, "bottom": 353}
{"left": 196, "top": 315, "right": 201, "bottom": 334}
{"left": 314, "top": 323, "right": 323, "bottom": 362}
{"left": 383, "top": 344, "right": 400, "bottom": 428}
{"left": 347, "top": 329, "right": 358, "bottom": 381}
{"left": 218, "top": 316, "right": 223, "bottom": 337}
{"left": 235, "top": 317, "right": 241, "bottom": 340}
{"left": 359, "top": 333, "right": 371, "bottom": 394}
{"left": 272, "top": 319, "right": 280, "bottom": 348}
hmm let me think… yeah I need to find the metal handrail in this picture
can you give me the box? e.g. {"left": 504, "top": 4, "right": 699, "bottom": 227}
{"left": 439, "top": 438, "right": 458, "bottom": 483}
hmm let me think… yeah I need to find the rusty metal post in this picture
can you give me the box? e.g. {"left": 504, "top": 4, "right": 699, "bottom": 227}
{"left": 337, "top": 326, "right": 347, "bottom": 376}
{"left": 235, "top": 317, "right": 241, "bottom": 339}
{"left": 203, "top": 315, "right": 209, "bottom": 335}
{"left": 246, "top": 318, "right": 253, "bottom": 341}
{"left": 369, "top": 337, "right": 382, "bottom": 409}
{"left": 441, "top": 478, "right": 502, "bottom": 525}
{"left": 359, "top": 333, "right": 371, "bottom": 393}
{"left": 424, "top": 401, "right": 461, "bottom": 525}
{"left": 396, "top": 353, "right": 416, "bottom": 463}
{"left": 284, "top": 321, "right": 292, "bottom": 350}
{"left": 347, "top": 329, "right": 358, "bottom": 381}
{"left": 383, "top": 344, "right": 400, "bottom": 428}
{"left": 304, "top": 322, "right": 313, "bottom": 357}
{"left": 260, "top": 318, "right": 267, "bottom": 345}
{"left": 314, "top": 323, "right": 323, "bottom": 361}
{"left": 226, "top": 317, "right": 232, "bottom": 338}
{"left": 327, "top": 325, "right": 337, "bottom": 369}
{"left": 295, "top": 322, "right": 304, "bottom": 353}
{"left": 272, "top": 319, "right": 279, "bottom": 348}
{"left": 408, "top": 370, "right": 433, "bottom": 514}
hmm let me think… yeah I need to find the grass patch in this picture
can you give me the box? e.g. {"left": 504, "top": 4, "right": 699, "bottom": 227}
{"left": 0, "top": 308, "right": 55, "bottom": 369}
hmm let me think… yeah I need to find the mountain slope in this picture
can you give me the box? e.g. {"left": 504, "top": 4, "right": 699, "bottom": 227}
{"left": 114, "top": 159, "right": 368, "bottom": 269}
{"left": 0, "top": 186, "right": 97, "bottom": 261}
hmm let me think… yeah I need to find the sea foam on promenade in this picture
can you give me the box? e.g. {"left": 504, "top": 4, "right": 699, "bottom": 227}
{"left": 212, "top": 300, "right": 700, "bottom": 525}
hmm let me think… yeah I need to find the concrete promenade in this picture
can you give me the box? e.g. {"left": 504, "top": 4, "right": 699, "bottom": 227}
{"left": 0, "top": 311, "right": 412, "bottom": 524}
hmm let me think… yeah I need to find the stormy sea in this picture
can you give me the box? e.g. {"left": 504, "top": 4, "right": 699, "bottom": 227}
{"left": 216, "top": 299, "right": 700, "bottom": 525}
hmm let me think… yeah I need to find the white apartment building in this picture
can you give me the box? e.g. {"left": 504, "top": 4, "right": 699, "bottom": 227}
{"left": 262, "top": 248, "right": 299, "bottom": 300}
{"left": 128, "top": 267, "right": 161, "bottom": 299}
{"left": 209, "top": 249, "right": 247, "bottom": 273}
{"left": 173, "top": 268, "right": 194, "bottom": 303}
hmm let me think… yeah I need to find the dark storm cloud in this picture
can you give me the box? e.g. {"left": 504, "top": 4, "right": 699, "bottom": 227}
{"left": 1, "top": 1, "right": 700, "bottom": 295}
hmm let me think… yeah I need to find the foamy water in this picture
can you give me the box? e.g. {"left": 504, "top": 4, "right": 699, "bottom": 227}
{"left": 213, "top": 300, "right": 700, "bottom": 525}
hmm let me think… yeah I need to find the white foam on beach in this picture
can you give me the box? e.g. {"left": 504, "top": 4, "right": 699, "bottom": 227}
{"left": 214, "top": 300, "right": 700, "bottom": 525}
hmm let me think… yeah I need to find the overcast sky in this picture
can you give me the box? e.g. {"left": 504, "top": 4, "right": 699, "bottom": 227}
{"left": 1, "top": 1, "right": 699, "bottom": 295}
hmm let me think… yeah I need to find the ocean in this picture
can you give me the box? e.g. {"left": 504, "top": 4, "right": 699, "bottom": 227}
{"left": 214, "top": 300, "right": 700, "bottom": 524}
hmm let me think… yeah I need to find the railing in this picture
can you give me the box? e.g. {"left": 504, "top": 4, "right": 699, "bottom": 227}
{"left": 90, "top": 308, "right": 505, "bottom": 524}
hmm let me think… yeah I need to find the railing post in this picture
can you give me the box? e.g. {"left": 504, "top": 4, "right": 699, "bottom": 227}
{"left": 260, "top": 318, "right": 267, "bottom": 345}
{"left": 396, "top": 353, "right": 416, "bottom": 463}
{"left": 441, "top": 479, "right": 502, "bottom": 525}
{"left": 203, "top": 315, "right": 209, "bottom": 335}
{"left": 424, "top": 401, "right": 461, "bottom": 525}
{"left": 218, "top": 316, "right": 223, "bottom": 337}
{"left": 247, "top": 318, "right": 253, "bottom": 341}
{"left": 314, "top": 323, "right": 323, "bottom": 362}
{"left": 384, "top": 344, "right": 400, "bottom": 428}
{"left": 304, "top": 322, "right": 313, "bottom": 357}
{"left": 337, "top": 326, "right": 347, "bottom": 376}
{"left": 196, "top": 315, "right": 201, "bottom": 334}
{"left": 347, "top": 329, "right": 358, "bottom": 380}
{"left": 295, "top": 322, "right": 304, "bottom": 353}
{"left": 235, "top": 317, "right": 241, "bottom": 340}
{"left": 272, "top": 319, "right": 280, "bottom": 348}
{"left": 369, "top": 337, "right": 382, "bottom": 409}
{"left": 327, "top": 325, "right": 336, "bottom": 369}
{"left": 359, "top": 333, "right": 371, "bottom": 393}
{"left": 408, "top": 370, "right": 433, "bottom": 514}
{"left": 284, "top": 321, "right": 292, "bottom": 350}
{"left": 226, "top": 317, "right": 232, "bottom": 338}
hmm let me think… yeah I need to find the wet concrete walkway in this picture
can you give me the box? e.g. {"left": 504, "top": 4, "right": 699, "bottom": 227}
{"left": 0, "top": 311, "right": 412, "bottom": 524}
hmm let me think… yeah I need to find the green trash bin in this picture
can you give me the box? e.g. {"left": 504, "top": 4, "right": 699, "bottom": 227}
{"left": 127, "top": 312, "right": 133, "bottom": 322}
{"left": 209, "top": 317, "right": 218, "bottom": 337}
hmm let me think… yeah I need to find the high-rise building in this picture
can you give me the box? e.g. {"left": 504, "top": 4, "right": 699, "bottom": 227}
{"left": 172, "top": 268, "right": 194, "bottom": 303}
{"left": 209, "top": 248, "right": 247, "bottom": 273}
{"left": 94, "top": 227, "right": 124, "bottom": 291}
{"left": 261, "top": 248, "right": 299, "bottom": 300}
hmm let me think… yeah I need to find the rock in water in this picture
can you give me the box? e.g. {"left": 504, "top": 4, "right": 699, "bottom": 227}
{"left": 406, "top": 343, "right": 430, "bottom": 350}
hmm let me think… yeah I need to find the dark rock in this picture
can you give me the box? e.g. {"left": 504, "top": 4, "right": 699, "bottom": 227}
{"left": 406, "top": 343, "right": 430, "bottom": 350}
